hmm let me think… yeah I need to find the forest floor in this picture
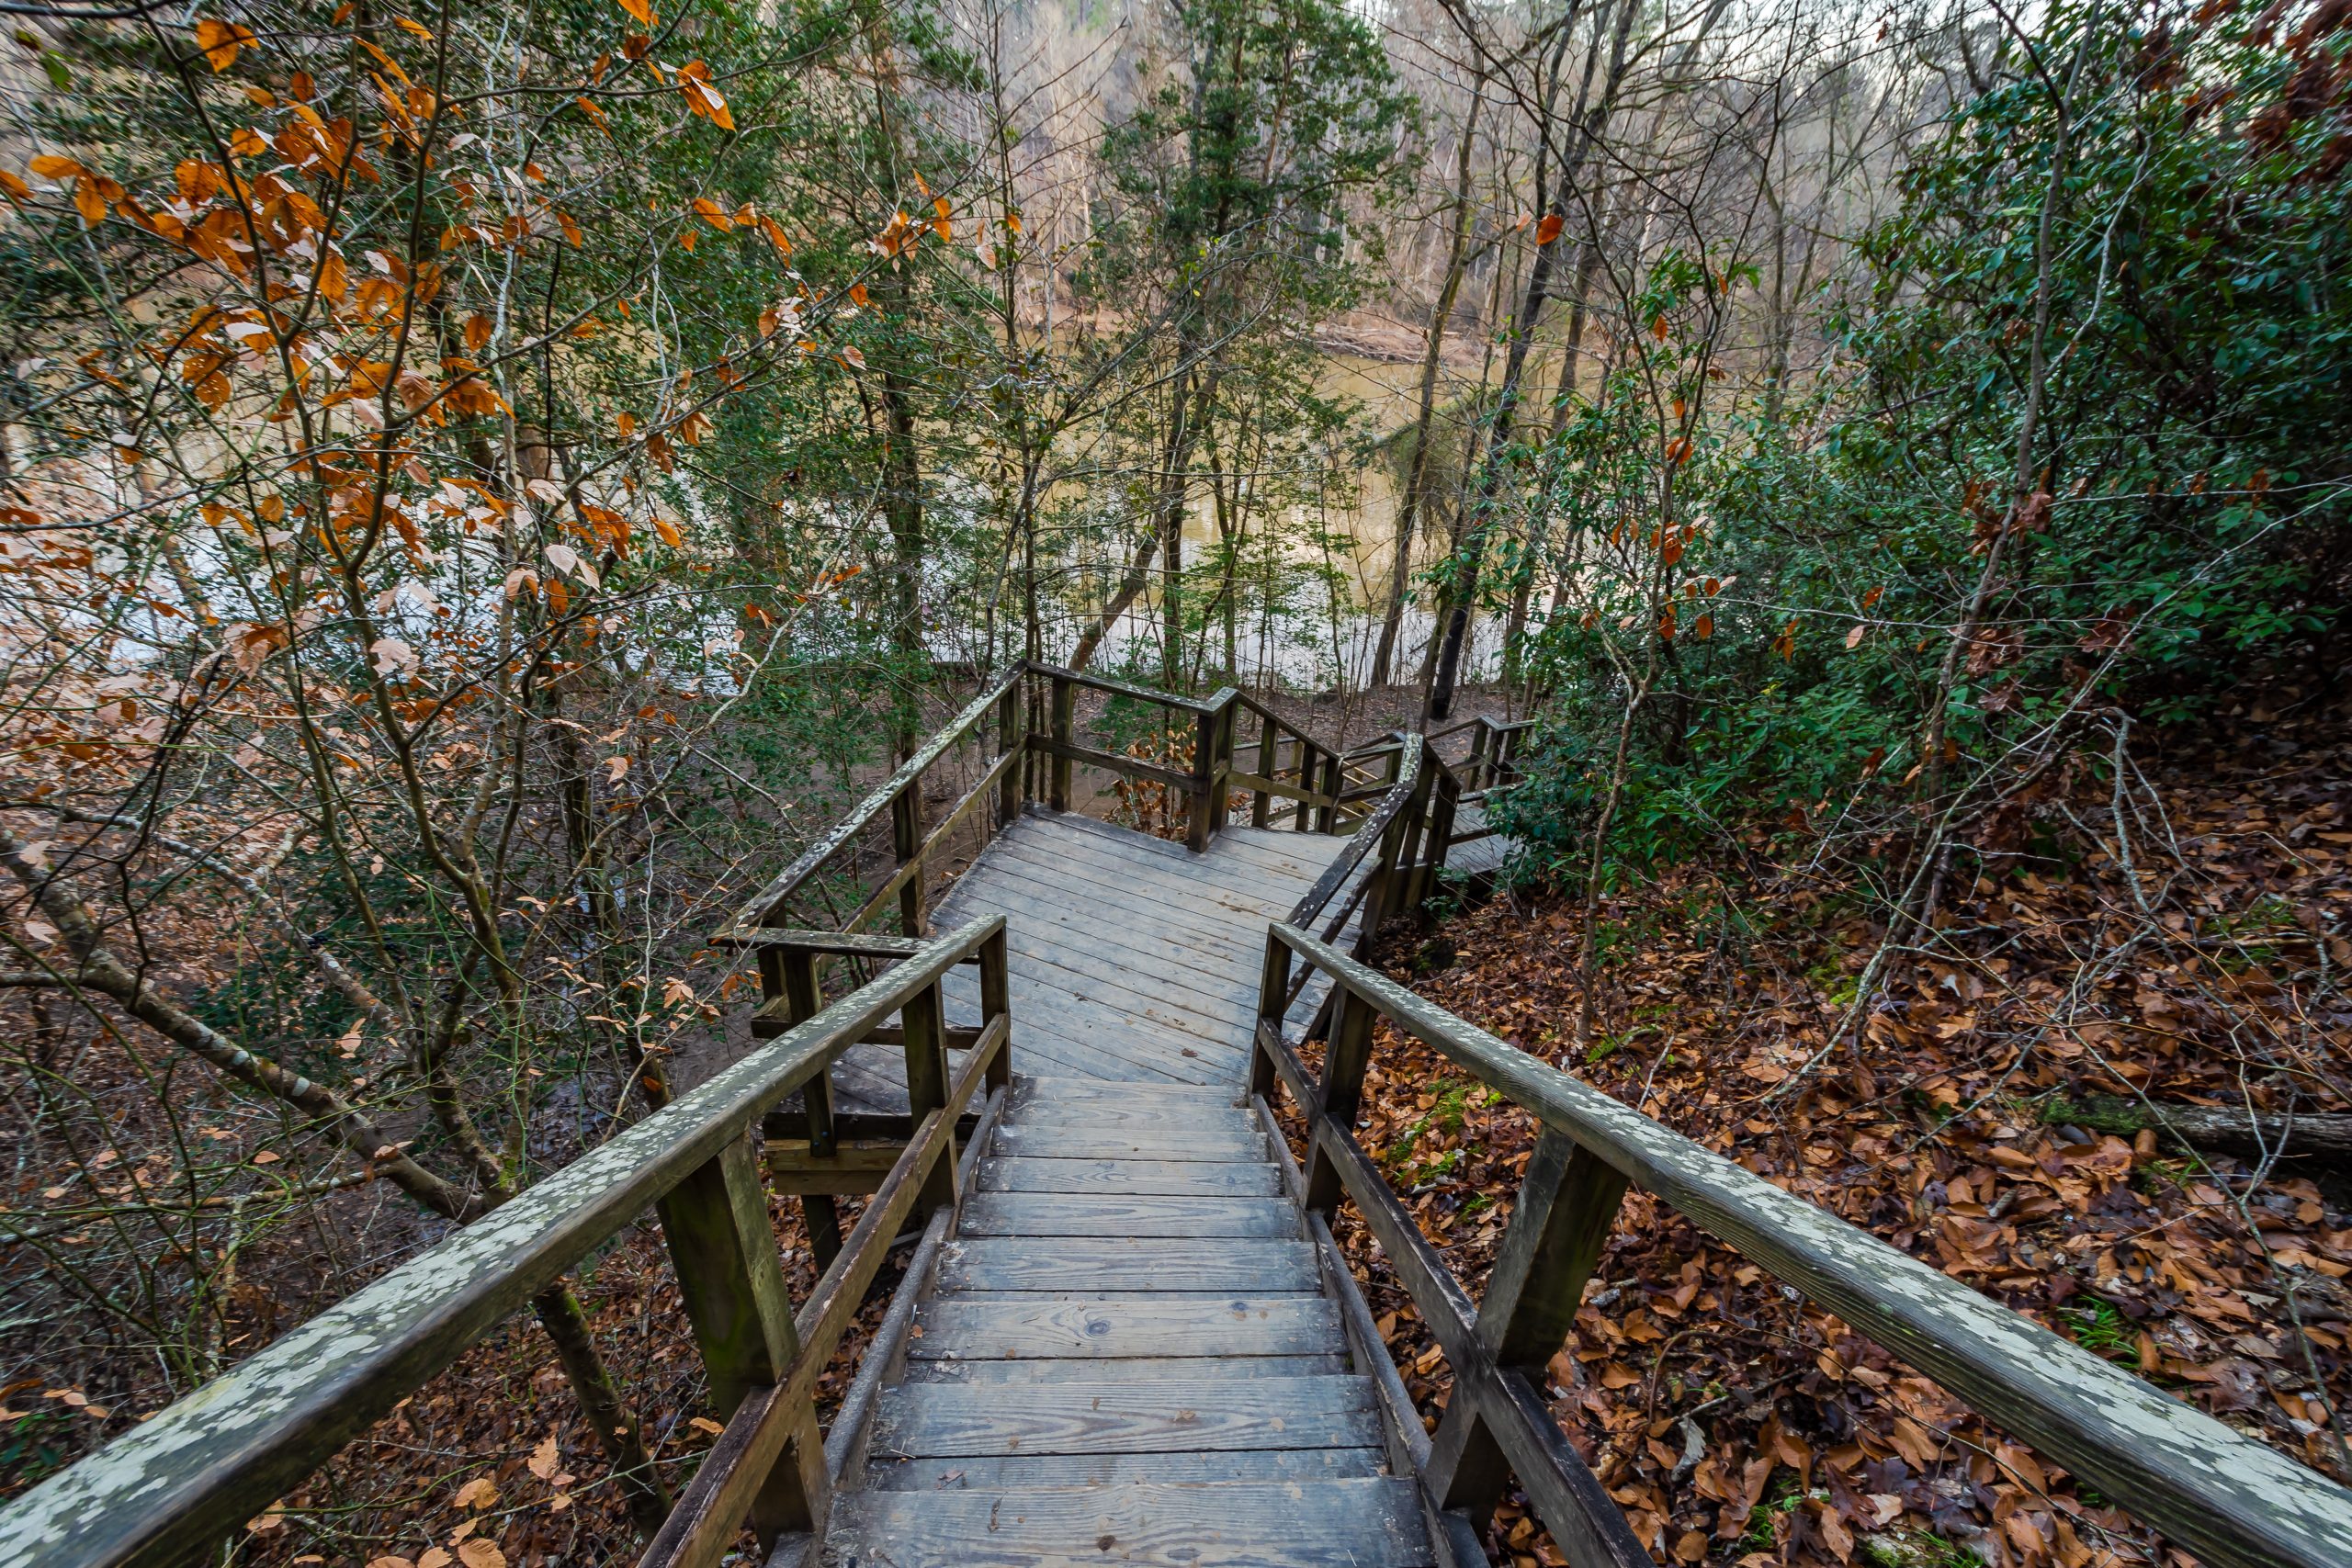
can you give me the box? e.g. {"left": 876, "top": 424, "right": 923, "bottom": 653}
{"left": 1326, "top": 686, "right": 2352, "bottom": 1568}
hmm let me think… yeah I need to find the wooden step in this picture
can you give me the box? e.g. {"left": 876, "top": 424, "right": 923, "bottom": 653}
{"left": 989, "top": 1122, "right": 1267, "bottom": 1162}
{"left": 824, "top": 1478, "right": 1433, "bottom": 1567}
{"left": 959, "top": 1193, "right": 1300, "bottom": 1238}
{"left": 910, "top": 1295, "right": 1340, "bottom": 1361}
{"left": 935, "top": 1238, "right": 1320, "bottom": 1293}
{"left": 860, "top": 1449, "right": 1388, "bottom": 1489}
{"left": 1008, "top": 1079, "right": 1244, "bottom": 1116}
{"left": 868, "top": 1375, "right": 1383, "bottom": 1458}
{"left": 976, "top": 1157, "right": 1283, "bottom": 1197}
{"left": 902, "top": 1353, "right": 1351, "bottom": 1384}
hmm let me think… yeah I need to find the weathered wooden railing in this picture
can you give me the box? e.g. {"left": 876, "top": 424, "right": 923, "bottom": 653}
{"left": 1247, "top": 921, "right": 2352, "bottom": 1568}
{"left": 1284, "top": 732, "right": 1457, "bottom": 959}
{"left": 1425, "top": 713, "right": 1534, "bottom": 795}
{"left": 0, "top": 917, "right": 1012, "bottom": 1568}
{"left": 721, "top": 663, "right": 1363, "bottom": 946}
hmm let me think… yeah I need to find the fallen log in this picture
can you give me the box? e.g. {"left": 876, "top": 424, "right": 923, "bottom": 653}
{"left": 2051, "top": 1094, "right": 2352, "bottom": 1166}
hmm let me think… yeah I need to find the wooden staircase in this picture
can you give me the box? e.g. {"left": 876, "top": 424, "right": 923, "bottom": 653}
{"left": 796, "top": 809, "right": 1423, "bottom": 1566}
{"left": 13, "top": 663, "right": 2345, "bottom": 1568}
{"left": 823, "top": 1074, "right": 1430, "bottom": 1568}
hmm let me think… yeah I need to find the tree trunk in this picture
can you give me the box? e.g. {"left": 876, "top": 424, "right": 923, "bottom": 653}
{"left": 1430, "top": 0, "right": 1639, "bottom": 720}
{"left": 1371, "top": 78, "right": 1485, "bottom": 690}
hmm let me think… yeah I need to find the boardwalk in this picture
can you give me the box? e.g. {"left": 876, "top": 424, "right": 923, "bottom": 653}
{"left": 812, "top": 813, "right": 1432, "bottom": 1567}
{"left": 821, "top": 812, "right": 1356, "bottom": 1113}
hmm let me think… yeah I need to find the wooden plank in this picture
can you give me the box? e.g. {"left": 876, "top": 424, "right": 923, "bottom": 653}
{"left": 910, "top": 1295, "right": 1338, "bottom": 1360}
{"left": 1000, "top": 1098, "right": 1258, "bottom": 1134}
{"left": 994, "top": 962, "right": 1255, "bottom": 1054}
{"left": 941, "top": 917, "right": 1255, "bottom": 1032}
{"left": 763, "top": 1137, "right": 906, "bottom": 1197}
{"left": 1223, "top": 768, "right": 1336, "bottom": 807}
{"left": 934, "top": 1238, "right": 1319, "bottom": 1293}
{"left": 977, "top": 1157, "right": 1282, "bottom": 1198}
{"left": 981, "top": 829, "right": 1317, "bottom": 920}
{"left": 985, "top": 922, "right": 1264, "bottom": 1022}
{"left": 1012, "top": 1077, "right": 1239, "bottom": 1111}
{"left": 963, "top": 924, "right": 1261, "bottom": 1040}
{"left": 957, "top": 1193, "right": 1298, "bottom": 1239}
{"left": 937, "top": 973, "right": 1204, "bottom": 1084}
{"left": 868, "top": 1376, "right": 1381, "bottom": 1457}
{"left": 1057, "top": 813, "right": 1341, "bottom": 884}
{"left": 858, "top": 1453, "right": 1391, "bottom": 1495}
{"left": 1025, "top": 660, "right": 1221, "bottom": 716}
{"left": 712, "top": 927, "right": 928, "bottom": 958}
{"left": 950, "top": 853, "right": 1280, "bottom": 970}
{"left": 948, "top": 962, "right": 1237, "bottom": 1083}
{"left": 989, "top": 1122, "right": 1267, "bottom": 1163}
{"left": 981, "top": 812, "right": 1326, "bottom": 897}
{"left": 994, "top": 1008, "right": 1238, "bottom": 1082}
{"left": 989, "top": 989, "right": 1239, "bottom": 1083}
{"left": 901, "top": 1354, "right": 1352, "bottom": 1384}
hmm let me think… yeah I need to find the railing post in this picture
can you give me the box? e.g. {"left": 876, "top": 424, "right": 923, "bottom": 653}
{"left": 900, "top": 980, "right": 958, "bottom": 1216}
{"left": 1419, "top": 763, "right": 1461, "bottom": 909}
{"left": 1315, "top": 750, "right": 1340, "bottom": 833}
{"left": 777, "top": 947, "right": 843, "bottom": 1272}
{"left": 1477, "top": 1128, "right": 1627, "bottom": 1370}
{"left": 1048, "top": 674, "right": 1074, "bottom": 812}
{"left": 1186, "top": 701, "right": 1222, "bottom": 852}
{"left": 1302, "top": 983, "right": 1374, "bottom": 1214}
{"left": 1359, "top": 806, "right": 1413, "bottom": 957}
{"left": 1292, "top": 739, "right": 1317, "bottom": 832}
{"left": 1425, "top": 1127, "right": 1629, "bottom": 1536}
{"left": 657, "top": 1135, "right": 827, "bottom": 1544}
{"left": 978, "top": 922, "right": 1012, "bottom": 1095}
{"left": 889, "top": 778, "right": 924, "bottom": 938}
{"left": 996, "top": 670, "right": 1023, "bottom": 830}
{"left": 1252, "top": 711, "right": 1275, "bottom": 828}
{"left": 1250, "top": 931, "right": 1291, "bottom": 1101}
{"left": 1466, "top": 718, "right": 1492, "bottom": 792}
{"left": 752, "top": 944, "right": 839, "bottom": 1262}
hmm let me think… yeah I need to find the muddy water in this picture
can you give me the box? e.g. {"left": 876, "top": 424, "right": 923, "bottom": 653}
{"left": 1093, "top": 350, "right": 1506, "bottom": 690}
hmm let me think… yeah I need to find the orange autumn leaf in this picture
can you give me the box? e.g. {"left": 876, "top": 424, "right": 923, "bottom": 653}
{"left": 195, "top": 18, "right": 257, "bottom": 72}
{"left": 680, "top": 74, "right": 733, "bottom": 131}
{"left": 616, "top": 0, "right": 655, "bottom": 22}
{"left": 691, "top": 197, "right": 734, "bottom": 231}
{"left": 1534, "top": 212, "right": 1563, "bottom": 244}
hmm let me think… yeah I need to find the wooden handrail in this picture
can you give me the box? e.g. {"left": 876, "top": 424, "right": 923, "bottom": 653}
{"left": 1250, "top": 920, "right": 2352, "bottom": 1568}
{"left": 1023, "top": 660, "right": 1225, "bottom": 716}
{"left": 724, "top": 663, "right": 1024, "bottom": 934}
{"left": 0, "top": 916, "right": 1013, "bottom": 1568}
{"left": 1286, "top": 733, "right": 1451, "bottom": 947}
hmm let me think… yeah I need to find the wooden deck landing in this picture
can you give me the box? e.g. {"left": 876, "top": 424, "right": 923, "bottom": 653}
{"left": 820, "top": 812, "right": 1352, "bottom": 1114}
{"left": 823, "top": 1076, "right": 1432, "bottom": 1568}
